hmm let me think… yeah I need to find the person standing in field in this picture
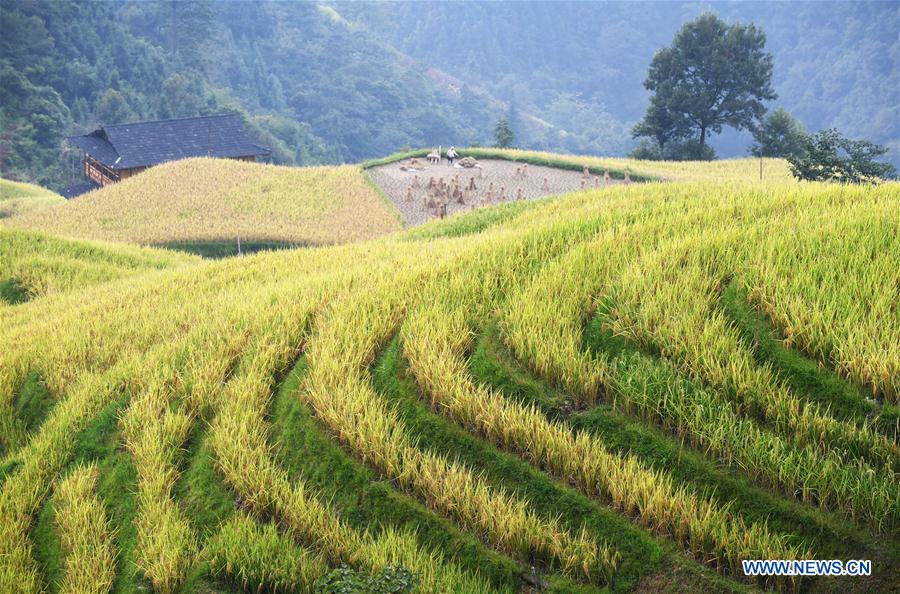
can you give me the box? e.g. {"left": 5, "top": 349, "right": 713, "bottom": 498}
{"left": 447, "top": 146, "right": 458, "bottom": 166}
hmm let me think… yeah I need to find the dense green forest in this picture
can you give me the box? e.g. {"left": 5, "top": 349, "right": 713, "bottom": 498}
{"left": 0, "top": 0, "right": 501, "bottom": 189}
{"left": 1, "top": 0, "right": 897, "bottom": 190}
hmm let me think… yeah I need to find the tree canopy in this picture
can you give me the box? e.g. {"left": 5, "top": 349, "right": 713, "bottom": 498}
{"left": 493, "top": 118, "right": 514, "bottom": 149}
{"left": 788, "top": 129, "right": 895, "bottom": 183}
{"left": 635, "top": 13, "right": 776, "bottom": 149}
{"left": 750, "top": 108, "right": 807, "bottom": 159}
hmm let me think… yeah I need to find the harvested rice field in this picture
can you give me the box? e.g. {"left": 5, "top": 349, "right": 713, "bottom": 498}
{"left": 366, "top": 157, "right": 626, "bottom": 226}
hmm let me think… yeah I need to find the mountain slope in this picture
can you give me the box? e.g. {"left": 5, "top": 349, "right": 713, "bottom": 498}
{"left": 2, "top": 0, "right": 895, "bottom": 189}
{"left": 0, "top": 0, "right": 503, "bottom": 189}
{"left": 344, "top": 1, "right": 899, "bottom": 163}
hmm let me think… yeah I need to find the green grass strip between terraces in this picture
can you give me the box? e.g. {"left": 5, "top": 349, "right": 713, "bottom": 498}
{"left": 1, "top": 372, "right": 54, "bottom": 459}
{"left": 373, "top": 336, "right": 675, "bottom": 593}
{"left": 581, "top": 301, "right": 900, "bottom": 532}
{"left": 29, "top": 482, "right": 63, "bottom": 593}
{"left": 268, "top": 354, "right": 522, "bottom": 593}
{"left": 722, "top": 280, "right": 900, "bottom": 440}
{"left": 171, "top": 426, "right": 246, "bottom": 594}
{"left": 29, "top": 393, "right": 152, "bottom": 594}
{"left": 471, "top": 324, "right": 892, "bottom": 566}
{"left": 203, "top": 513, "right": 326, "bottom": 593}
{"left": 0, "top": 278, "right": 30, "bottom": 304}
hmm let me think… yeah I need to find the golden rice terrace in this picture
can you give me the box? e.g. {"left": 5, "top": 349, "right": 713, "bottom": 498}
{"left": 0, "top": 152, "right": 897, "bottom": 594}
{"left": 3, "top": 158, "right": 403, "bottom": 248}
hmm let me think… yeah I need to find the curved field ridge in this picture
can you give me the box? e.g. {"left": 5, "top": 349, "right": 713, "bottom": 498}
{"left": 3, "top": 158, "right": 403, "bottom": 245}
{"left": 0, "top": 179, "right": 65, "bottom": 219}
{"left": 0, "top": 228, "right": 197, "bottom": 304}
{"left": 0, "top": 166, "right": 897, "bottom": 594}
{"left": 363, "top": 147, "right": 793, "bottom": 183}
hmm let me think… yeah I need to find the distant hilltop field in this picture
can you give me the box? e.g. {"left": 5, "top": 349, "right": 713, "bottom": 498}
{"left": 1, "top": 158, "right": 404, "bottom": 252}
{"left": 1, "top": 149, "right": 793, "bottom": 255}
{"left": 1, "top": 150, "right": 896, "bottom": 594}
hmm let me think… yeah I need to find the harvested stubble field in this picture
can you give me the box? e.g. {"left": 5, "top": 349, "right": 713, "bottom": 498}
{"left": 1, "top": 154, "right": 898, "bottom": 594}
{"left": 366, "top": 158, "right": 623, "bottom": 226}
{"left": 364, "top": 147, "right": 795, "bottom": 183}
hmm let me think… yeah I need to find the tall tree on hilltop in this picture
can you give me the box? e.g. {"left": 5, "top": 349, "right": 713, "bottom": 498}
{"left": 635, "top": 13, "right": 776, "bottom": 150}
{"left": 493, "top": 117, "right": 514, "bottom": 149}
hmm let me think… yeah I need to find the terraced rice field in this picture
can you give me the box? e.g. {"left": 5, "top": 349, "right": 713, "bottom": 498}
{"left": 2, "top": 158, "right": 403, "bottom": 247}
{"left": 0, "top": 179, "right": 66, "bottom": 219}
{"left": 0, "top": 155, "right": 897, "bottom": 594}
{"left": 0, "top": 229, "right": 196, "bottom": 305}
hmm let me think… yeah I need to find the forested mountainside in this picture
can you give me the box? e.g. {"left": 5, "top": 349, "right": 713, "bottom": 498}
{"left": 344, "top": 1, "right": 899, "bottom": 163}
{"left": 1, "top": 0, "right": 897, "bottom": 190}
{"left": 0, "top": 0, "right": 500, "bottom": 189}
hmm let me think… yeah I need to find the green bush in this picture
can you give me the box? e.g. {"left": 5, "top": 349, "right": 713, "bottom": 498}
{"left": 788, "top": 129, "right": 895, "bottom": 183}
{"left": 315, "top": 564, "right": 420, "bottom": 594}
{"left": 628, "top": 139, "right": 716, "bottom": 161}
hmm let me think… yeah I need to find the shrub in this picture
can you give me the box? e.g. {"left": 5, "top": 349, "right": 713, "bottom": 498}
{"left": 788, "top": 129, "right": 895, "bottom": 183}
{"left": 315, "top": 564, "right": 420, "bottom": 594}
{"left": 628, "top": 139, "right": 716, "bottom": 161}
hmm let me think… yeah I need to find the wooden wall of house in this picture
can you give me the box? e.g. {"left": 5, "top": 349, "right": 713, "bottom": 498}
{"left": 118, "top": 167, "right": 147, "bottom": 181}
{"left": 84, "top": 155, "right": 119, "bottom": 186}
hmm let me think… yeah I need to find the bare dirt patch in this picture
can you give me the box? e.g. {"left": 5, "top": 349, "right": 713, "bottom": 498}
{"left": 367, "top": 158, "right": 624, "bottom": 226}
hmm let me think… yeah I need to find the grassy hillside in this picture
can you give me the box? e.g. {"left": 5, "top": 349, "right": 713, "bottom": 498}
{"left": 0, "top": 180, "right": 66, "bottom": 219}
{"left": 0, "top": 229, "right": 197, "bottom": 305}
{"left": 1, "top": 165, "right": 897, "bottom": 593}
{"left": 3, "top": 158, "right": 403, "bottom": 248}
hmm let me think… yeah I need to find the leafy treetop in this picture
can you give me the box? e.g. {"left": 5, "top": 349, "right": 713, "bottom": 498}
{"left": 788, "top": 129, "right": 896, "bottom": 183}
{"left": 637, "top": 13, "right": 776, "bottom": 148}
{"left": 750, "top": 107, "right": 807, "bottom": 159}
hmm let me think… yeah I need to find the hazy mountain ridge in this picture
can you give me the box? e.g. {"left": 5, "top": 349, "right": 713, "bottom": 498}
{"left": 1, "top": 0, "right": 896, "bottom": 189}
{"left": 339, "top": 1, "right": 899, "bottom": 163}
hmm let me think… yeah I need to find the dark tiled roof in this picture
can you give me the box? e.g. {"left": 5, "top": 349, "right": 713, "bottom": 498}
{"left": 67, "top": 113, "right": 271, "bottom": 170}
{"left": 68, "top": 132, "right": 119, "bottom": 166}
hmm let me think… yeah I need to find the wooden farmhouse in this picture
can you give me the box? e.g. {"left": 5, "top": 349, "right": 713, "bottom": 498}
{"left": 67, "top": 112, "right": 271, "bottom": 189}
